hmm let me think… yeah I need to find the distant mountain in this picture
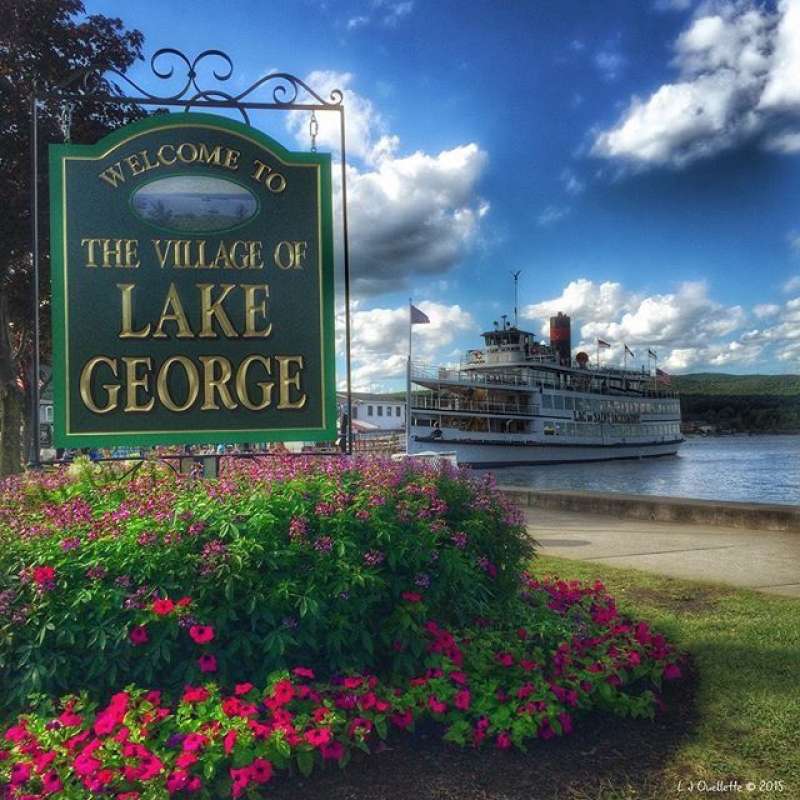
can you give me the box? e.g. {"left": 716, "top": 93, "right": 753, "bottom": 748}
{"left": 673, "top": 373, "right": 800, "bottom": 397}
{"left": 672, "top": 374, "right": 800, "bottom": 432}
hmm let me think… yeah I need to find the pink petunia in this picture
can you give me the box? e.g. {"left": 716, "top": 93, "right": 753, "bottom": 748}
{"left": 454, "top": 689, "right": 471, "bottom": 710}
{"left": 496, "top": 731, "right": 512, "bottom": 749}
{"left": 129, "top": 626, "right": 148, "bottom": 646}
{"left": 198, "top": 654, "right": 217, "bottom": 673}
{"left": 249, "top": 758, "right": 273, "bottom": 784}
{"left": 663, "top": 663, "right": 682, "bottom": 680}
{"left": 188, "top": 625, "right": 214, "bottom": 644}
{"left": 152, "top": 598, "right": 174, "bottom": 616}
{"left": 304, "top": 728, "right": 332, "bottom": 747}
{"left": 320, "top": 741, "right": 344, "bottom": 761}
{"left": 292, "top": 667, "right": 315, "bottom": 679}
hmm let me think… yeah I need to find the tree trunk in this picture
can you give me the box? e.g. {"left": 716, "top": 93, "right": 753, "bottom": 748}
{"left": 0, "top": 385, "right": 23, "bottom": 476}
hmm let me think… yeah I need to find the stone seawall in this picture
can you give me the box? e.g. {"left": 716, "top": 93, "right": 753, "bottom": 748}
{"left": 499, "top": 488, "right": 800, "bottom": 532}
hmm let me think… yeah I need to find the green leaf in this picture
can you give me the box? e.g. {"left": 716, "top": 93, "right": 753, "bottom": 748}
{"left": 296, "top": 748, "right": 315, "bottom": 777}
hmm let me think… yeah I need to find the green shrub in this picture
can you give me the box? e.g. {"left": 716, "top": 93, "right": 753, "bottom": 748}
{"left": 0, "top": 457, "right": 532, "bottom": 712}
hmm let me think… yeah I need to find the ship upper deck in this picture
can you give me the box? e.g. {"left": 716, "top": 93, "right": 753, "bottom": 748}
{"left": 411, "top": 361, "right": 677, "bottom": 399}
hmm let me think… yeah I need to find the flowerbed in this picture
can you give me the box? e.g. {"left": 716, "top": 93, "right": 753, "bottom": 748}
{"left": 0, "top": 457, "right": 529, "bottom": 709}
{"left": 0, "top": 458, "right": 684, "bottom": 798}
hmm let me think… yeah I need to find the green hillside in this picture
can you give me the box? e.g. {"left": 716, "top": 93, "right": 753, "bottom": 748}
{"left": 673, "top": 373, "right": 800, "bottom": 397}
{"left": 672, "top": 373, "right": 800, "bottom": 432}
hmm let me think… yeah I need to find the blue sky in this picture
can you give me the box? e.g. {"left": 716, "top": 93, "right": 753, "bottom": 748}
{"left": 83, "top": 0, "right": 800, "bottom": 387}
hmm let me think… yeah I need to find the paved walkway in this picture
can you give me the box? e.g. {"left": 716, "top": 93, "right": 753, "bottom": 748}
{"left": 525, "top": 509, "right": 800, "bottom": 597}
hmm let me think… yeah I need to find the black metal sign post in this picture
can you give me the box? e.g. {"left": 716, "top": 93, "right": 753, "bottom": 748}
{"left": 28, "top": 49, "right": 353, "bottom": 464}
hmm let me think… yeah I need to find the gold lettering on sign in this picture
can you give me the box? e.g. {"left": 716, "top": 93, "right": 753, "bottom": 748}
{"left": 156, "top": 356, "right": 200, "bottom": 412}
{"left": 236, "top": 355, "right": 273, "bottom": 411}
{"left": 98, "top": 142, "right": 243, "bottom": 188}
{"left": 250, "top": 159, "right": 287, "bottom": 193}
{"left": 241, "top": 284, "right": 272, "bottom": 338}
{"left": 200, "top": 356, "right": 238, "bottom": 410}
{"left": 123, "top": 357, "right": 154, "bottom": 413}
{"left": 153, "top": 283, "right": 194, "bottom": 339}
{"left": 80, "top": 357, "right": 120, "bottom": 414}
{"left": 198, "top": 284, "right": 238, "bottom": 338}
{"left": 117, "top": 284, "right": 151, "bottom": 338}
{"left": 81, "top": 239, "right": 139, "bottom": 268}
{"left": 276, "top": 355, "right": 307, "bottom": 409}
{"left": 274, "top": 241, "right": 307, "bottom": 270}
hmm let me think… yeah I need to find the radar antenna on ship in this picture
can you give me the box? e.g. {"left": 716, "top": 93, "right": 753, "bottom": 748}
{"left": 511, "top": 270, "right": 522, "bottom": 328}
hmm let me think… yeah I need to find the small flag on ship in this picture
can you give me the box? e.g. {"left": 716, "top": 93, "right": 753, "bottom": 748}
{"left": 648, "top": 348, "right": 657, "bottom": 359}
{"left": 624, "top": 344, "right": 635, "bottom": 358}
{"left": 410, "top": 304, "right": 430, "bottom": 325}
{"left": 597, "top": 339, "right": 611, "bottom": 348}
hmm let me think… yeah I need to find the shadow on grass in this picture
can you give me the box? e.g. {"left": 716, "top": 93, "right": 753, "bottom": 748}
{"left": 264, "top": 666, "right": 698, "bottom": 800}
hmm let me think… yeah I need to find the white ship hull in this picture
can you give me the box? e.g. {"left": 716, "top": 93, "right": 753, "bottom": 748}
{"left": 408, "top": 433, "right": 682, "bottom": 467}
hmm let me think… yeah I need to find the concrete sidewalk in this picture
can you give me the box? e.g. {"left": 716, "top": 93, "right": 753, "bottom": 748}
{"left": 525, "top": 509, "right": 800, "bottom": 597}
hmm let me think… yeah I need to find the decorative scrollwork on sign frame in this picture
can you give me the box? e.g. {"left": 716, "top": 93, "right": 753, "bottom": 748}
{"left": 58, "top": 48, "right": 343, "bottom": 124}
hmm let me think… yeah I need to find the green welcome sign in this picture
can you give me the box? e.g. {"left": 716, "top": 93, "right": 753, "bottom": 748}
{"left": 50, "top": 113, "right": 336, "bottom": 447}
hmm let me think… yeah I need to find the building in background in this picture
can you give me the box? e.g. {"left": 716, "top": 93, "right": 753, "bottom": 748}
{"left": 338, "top": 392, "right": 406, "bottom": 434}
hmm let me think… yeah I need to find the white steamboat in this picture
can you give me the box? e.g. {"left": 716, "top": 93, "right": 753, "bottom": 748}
{"left": 407, "top": 313, "right": 682, "bottom": 467}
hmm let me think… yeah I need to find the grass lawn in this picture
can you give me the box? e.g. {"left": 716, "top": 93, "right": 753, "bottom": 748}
{"left": 530, "top": 555, "right": 800, "bottom": 799}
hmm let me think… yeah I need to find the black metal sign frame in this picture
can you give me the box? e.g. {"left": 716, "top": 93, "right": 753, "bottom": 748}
{"left": 28, "top": 48, "right": 354, "bottom": 463}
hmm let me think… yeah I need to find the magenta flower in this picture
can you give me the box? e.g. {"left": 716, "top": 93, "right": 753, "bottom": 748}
{"left": 129, "top": 626, "right": 148, "bottom": 646}
{"left": 189, "top": 625, "right": 214, "bottom": 644}
{"left": 198, "top": 654, "right": 217, "bottom": 673}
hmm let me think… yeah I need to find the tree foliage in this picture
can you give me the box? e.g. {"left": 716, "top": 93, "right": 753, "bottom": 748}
{"left": 0, "top": 0, "right": 144, "bottom": 473}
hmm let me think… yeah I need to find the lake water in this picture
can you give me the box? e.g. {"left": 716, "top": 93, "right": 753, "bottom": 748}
{"left": 495, "top": 434, "right": 800, "bottom": 506}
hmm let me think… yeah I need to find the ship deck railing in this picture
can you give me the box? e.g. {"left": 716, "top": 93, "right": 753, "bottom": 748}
{"left": 411, "top": 362, "right": 678, "bottom": 398}
{"left": 411, "top": 363, "right": 541, "bottom": 389}
{"left": 410, "top": 396, "right": 537, "bottom": 416}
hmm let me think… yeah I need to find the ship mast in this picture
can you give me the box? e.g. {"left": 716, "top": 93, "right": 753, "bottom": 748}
{"left": 511, "top": 270, "right": 522, "bottom": 327}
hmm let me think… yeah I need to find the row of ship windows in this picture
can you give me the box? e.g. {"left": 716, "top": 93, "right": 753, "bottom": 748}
{"left": 544, "top": 421, "right": 681, "bottom": 438}
{"left": 541, "top": 395, "right": 679, "bottom": 415}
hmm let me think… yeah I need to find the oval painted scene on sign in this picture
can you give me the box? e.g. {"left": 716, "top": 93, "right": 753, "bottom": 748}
{"left": 132, "top": 175, "right": 258, "bottom": 233}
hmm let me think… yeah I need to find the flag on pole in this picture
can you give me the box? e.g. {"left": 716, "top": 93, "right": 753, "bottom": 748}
{"left": 597, "top": 339, "right": 611, "bottom": 348}
{"left": 410, "top": 304, "right": 430, "bottom": 325}
{"left": 624, "top": 344, "right": 635, "bottom": 358}
{"left": 647, "top": 348, "right": 657, "bottom": 359}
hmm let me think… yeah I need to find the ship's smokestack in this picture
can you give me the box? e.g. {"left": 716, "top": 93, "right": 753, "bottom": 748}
{"left": 550, "top": 312, "right": 571, "bottom": 366}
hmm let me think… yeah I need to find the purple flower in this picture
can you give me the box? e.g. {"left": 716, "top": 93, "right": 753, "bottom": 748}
{"left": 289, "top": 516, "right": 308, "bottom": 540}
{"left": 60, "top": 537, "right": 80, "bottom": 552}
{"left": 415, "top": 573, "right": 431, "bottom": 588}
{"left": 314, "top": 536, "right": 333, "bottom": 553}
{"left": 451, "top": 532, "right": 468, "bottom": 549}
{"left": 363, "top": 550, "right": 384, "bottom": 567}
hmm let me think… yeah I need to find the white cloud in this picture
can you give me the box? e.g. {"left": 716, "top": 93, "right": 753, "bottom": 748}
{"left": 537, "top": 205, "right": 570, "bottom": 226}
{"left": 593, "top": 0, "right": 797, "bottom": 168}
{"left": 286, "top": 72, "right": 489, "bottom": 296}
{"left": 654, "top": 0, "right": 693, "bottom": 10}
{"left": 522, "top": 278, "right": 766, "bottom": 371}
{"left": 342, "top": 1, "right": 414, "bottom": 32}
{"left": 560, "top": 168, "right": 585, "bottom": 195}
{"left": 594, "top": 48, "right": 627, "bottom": 81}
{"left": 382, "top": 0, "right": 413, "bottom": 26}
{"left": 764, "top": 131, "right": 800, "bottom": 153}
{"left": 754, "top": 303, "right": 780, "bottom": 318}
{"left": 783, "top": 275, "right": 800, "bottom": 293}
{"left": 342, "top": 301, "right": 475, "bottom": 389}
{"left": 286, "top": 70, "right": 395, "bottom": 165}
{"left": 344, "top": 145, "right": 489, "bottom": 295}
